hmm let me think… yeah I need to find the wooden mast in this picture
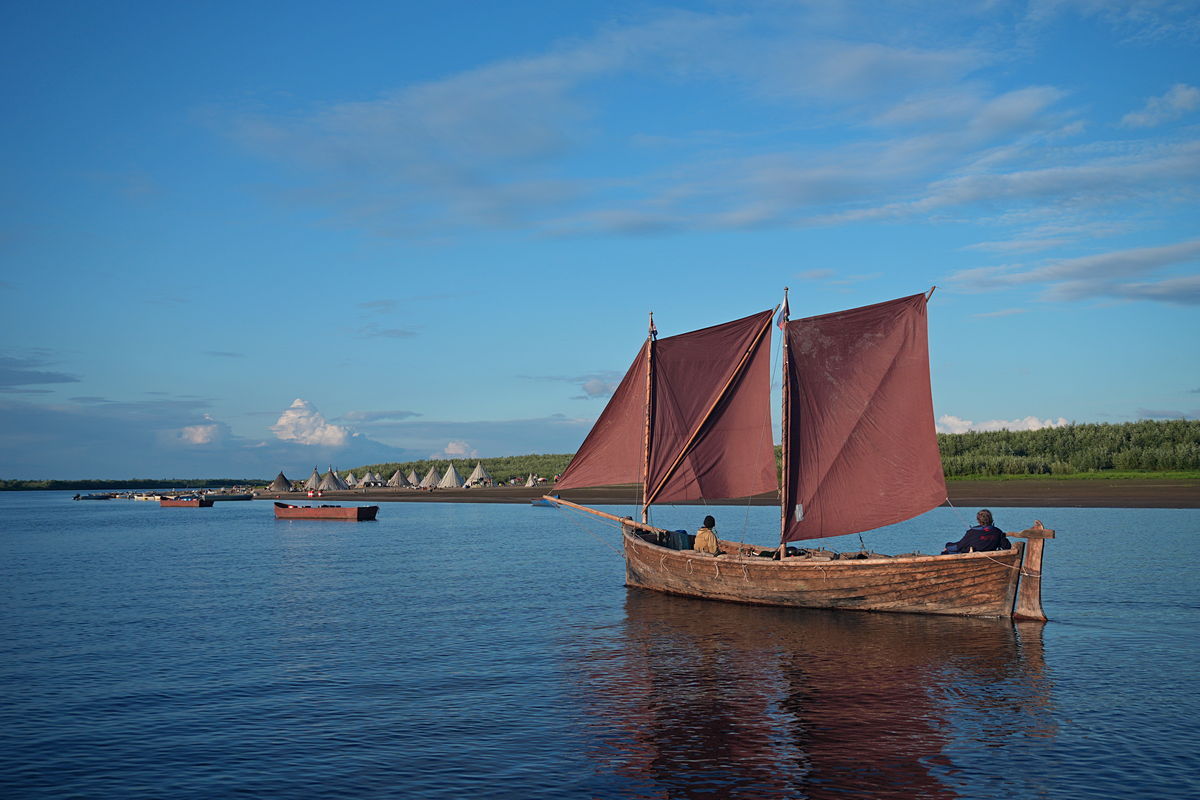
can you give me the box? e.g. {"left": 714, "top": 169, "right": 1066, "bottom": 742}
{"left": 641, "top": 312, "right": 656, "bottom": 524}
{"left": 778, "top": 287, "right": 790, "bottom": 559}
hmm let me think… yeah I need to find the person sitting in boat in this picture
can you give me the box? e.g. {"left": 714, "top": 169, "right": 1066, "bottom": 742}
{"left": 694, "top": 515, "right": 720, "bottom": 555}
{"left": 942, "top": 509, "right": 1011, "bottom": 554}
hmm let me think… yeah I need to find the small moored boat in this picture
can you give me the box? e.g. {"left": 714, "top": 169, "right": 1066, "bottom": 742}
{"left": 273, "top": 502, "right": 378, "bottom": 521}
{"left": 160, "top": 496, "right": 214, "bottom": 508}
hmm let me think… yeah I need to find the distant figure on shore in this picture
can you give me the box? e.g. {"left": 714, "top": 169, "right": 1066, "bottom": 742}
{"left": 943, "top": 509, "right": 1011, "bottom": 554}
{"left": 694, "top": 515, "right": 720, "bottom": 555}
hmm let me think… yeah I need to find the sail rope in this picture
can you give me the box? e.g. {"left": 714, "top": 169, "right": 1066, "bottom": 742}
{"left": 943, "top": 496, "right": 975, "bottom": 530}
{"left": 979, "top": 551, "right": 1036, "bottom": 577}
{"left": 553, "top": 505, "right": 627, "bottom": 559}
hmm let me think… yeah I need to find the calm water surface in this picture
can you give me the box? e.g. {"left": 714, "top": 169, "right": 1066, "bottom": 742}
{"left": 1, "top": 493, "right": 1198, "bottom": 799}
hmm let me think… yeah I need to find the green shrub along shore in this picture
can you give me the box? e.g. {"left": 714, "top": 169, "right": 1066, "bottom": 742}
{"left": 3, "top": 420, "right": 1198, "bottom": 490}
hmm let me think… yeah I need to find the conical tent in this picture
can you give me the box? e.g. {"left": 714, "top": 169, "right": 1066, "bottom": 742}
{"left": 525, "top": 473, "right": 536, "bottom": 487}
{"left": 465, "top": 462, "right": 493, "bottom": 487}
{"left": 406, "top": 469, "right": 420, "bottom": 485}
{"left": 420, "top": 466, "right": 440, "bottom": 488}
{"left": 304, "top": 467, "right": 322, "bottom": 490}
{"left": 438, "top": 463, "right": 465, "bottom": 488}
{"left": 269, "top": 471, "right": 292, "bottom": 492}
{"left": 343, "top": 472, "right": 358, "bottom": 487}
{"left": 387, "top": 470, "right": 410, "bottom": 487}
{"left": 322, "top": 466, "right": 348, "bottom": 491}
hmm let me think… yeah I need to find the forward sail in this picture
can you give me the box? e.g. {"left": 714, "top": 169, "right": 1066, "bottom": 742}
{"left": 781, "top": 293, "right": 946, "bottom": 542}
{"left": 556, "top": 310, "right": 778, "bottom": 504}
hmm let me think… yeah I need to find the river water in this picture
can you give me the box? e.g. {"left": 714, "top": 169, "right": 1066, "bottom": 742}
{"left": 1, "top": 492, "right": 1197, "bottom": 799}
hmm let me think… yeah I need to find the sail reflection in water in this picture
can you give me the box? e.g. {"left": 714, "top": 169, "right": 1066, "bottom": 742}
{"left": 571, "top": 590, "right": 1053, "bottom": 799}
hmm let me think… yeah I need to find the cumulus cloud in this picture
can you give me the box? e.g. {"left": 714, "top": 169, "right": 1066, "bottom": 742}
{"left": 1122, "top": 83, "right": 1200, "bottom": 127}
{"left": 937, "top": 414, "right": 1070, "bottom": 434}
{"left": 434, "top": 440, "right": 478, "bottom": 459}
{"left": 271, "top": 398, "right": 351, "bottom": 446}
{"left": 178, "top": 421, "right": 222, "bottom": 445}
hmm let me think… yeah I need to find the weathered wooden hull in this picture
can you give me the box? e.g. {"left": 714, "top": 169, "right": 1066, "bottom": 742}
{"left": 273, "top": 502, "right": 378, "bottom": 521}
{"left": 622, "top": 528, "right": 1025, "bottom": 618}
{"left": 160, "top": 497, "right": 214, "bottom": 507}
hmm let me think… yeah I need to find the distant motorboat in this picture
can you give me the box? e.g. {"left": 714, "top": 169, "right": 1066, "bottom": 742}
{"left": 74, "top": 493, "right": 114, "bottom": 500}
{"left": 208, "top": 493, "right": 253, "bottom": 501}
{"left": 273, "top": 502, "right": 378, "bottom": 521}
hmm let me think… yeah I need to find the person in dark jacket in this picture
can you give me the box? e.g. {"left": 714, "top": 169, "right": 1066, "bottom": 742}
{"left": 942, "top": 509, "right": 1011, "bottom": 554}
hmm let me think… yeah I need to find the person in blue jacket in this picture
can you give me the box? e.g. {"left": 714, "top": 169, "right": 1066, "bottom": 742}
{"left": 943, "top": 509, "right": 1011, "bottom": 554}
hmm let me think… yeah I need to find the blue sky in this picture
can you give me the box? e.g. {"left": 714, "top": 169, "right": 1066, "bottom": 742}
{"left": 2, "top": 0, "right": 1198, "bottom": 479}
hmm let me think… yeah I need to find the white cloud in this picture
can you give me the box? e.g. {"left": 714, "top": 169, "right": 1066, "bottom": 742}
{"left": 270, "top": 399, "right": 351, "bottom": 447}
{"left": 434, "top": 440, "right": 478, "bottom": 459}
{"left": 579, "top": 378, "right": 618, "bottom": 398}
{"left": 178, "top": 417, "right": 222, "bottom": 445}
{"left": 1122, "top": 83, "right": 1200, "bottom": 127}
{"left": 937, "top": 414, "right": 1070, "bottom": 434}
{"left": 947, "top": 237, "right": 1200, "bottom": 304}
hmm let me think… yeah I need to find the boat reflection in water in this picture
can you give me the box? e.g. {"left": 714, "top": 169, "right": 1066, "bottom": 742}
{"left": 573, "top": 590, "right": 1054, "bottom": 799}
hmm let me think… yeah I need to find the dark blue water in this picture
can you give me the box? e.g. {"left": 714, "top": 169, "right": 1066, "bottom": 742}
{"left": 2, "top": 493, "right": 1198, "bottom": 799}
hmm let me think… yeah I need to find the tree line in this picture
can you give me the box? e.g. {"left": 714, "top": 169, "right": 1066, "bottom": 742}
{"left": 936, "top": 419, "right": 1200, "bottom": 477}
{"left": 361, "top": 420, "right": 1199, "bottom": 482}
{"left": 3, "top": 421, "right": 1196, "bottom": 490}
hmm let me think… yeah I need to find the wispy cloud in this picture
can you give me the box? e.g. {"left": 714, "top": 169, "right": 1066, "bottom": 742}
{"left": 342, "top": 409, "right": 422, "bottom": 423}
{"left": 358, "top": 299, "right": 396, "bottom": 314}
{"left": 948, "top": 238, "right": 1200, "bottom": 304}
{"left": 1122, "top": 83, "right": 1200, "bottom": 127}
{"left": 0, "top": 354, "right": 79, "bottom": 391}
{"left": 211, "top": 3, "right": 1199, "bottom": 307}
{"left": 1136, "top": 407, "right": 1197, "bottom": 420}
{"left": 204, "top": 350, "right": 245, "bottom": 358}
{"left": 355, "top": 323, "right": 418, "bottom": 339}
{"left": 522, "top": 371, "right": 624, "bottom": 400}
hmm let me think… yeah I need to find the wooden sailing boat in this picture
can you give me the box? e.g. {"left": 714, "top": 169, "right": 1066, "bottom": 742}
{"left": 545, "top": 291, "right": 1053, "bottom": 619}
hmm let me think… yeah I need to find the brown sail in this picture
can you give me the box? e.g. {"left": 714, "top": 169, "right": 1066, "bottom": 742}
{"left": 782, "top": 293, "right": 946, "bottom": 543}
{"left": 556, "top": 310, "right": 778, "bottom": 505}
{"left": 552, "top": 340, "right": 650, "bottom": 493}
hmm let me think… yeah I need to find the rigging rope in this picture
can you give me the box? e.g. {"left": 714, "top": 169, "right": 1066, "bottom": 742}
{"left": 553, "top": 505, "right": 626, "bottom": 559}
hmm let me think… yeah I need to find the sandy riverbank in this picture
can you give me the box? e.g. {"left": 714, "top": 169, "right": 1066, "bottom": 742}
{"left": 256, "top": 478, "right": 1200, "bottom": 508}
